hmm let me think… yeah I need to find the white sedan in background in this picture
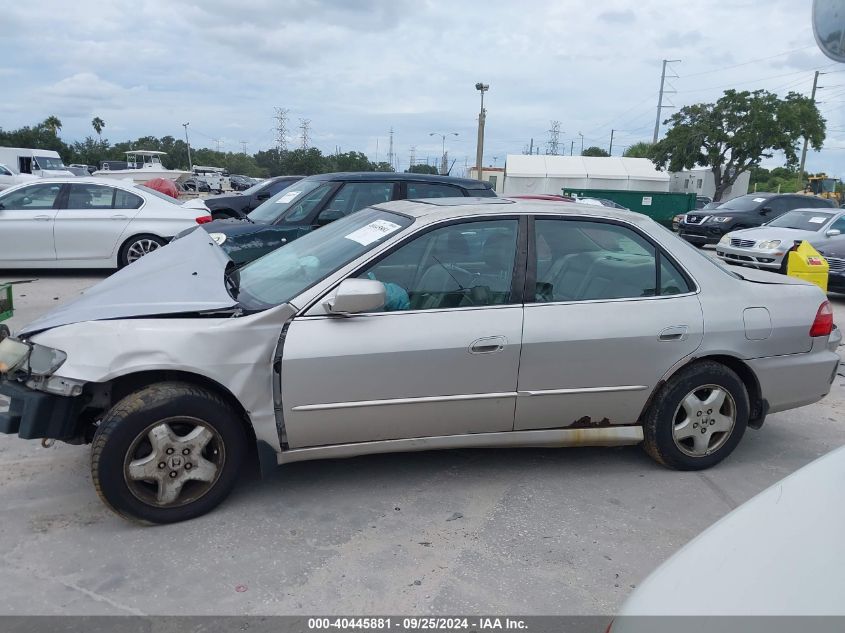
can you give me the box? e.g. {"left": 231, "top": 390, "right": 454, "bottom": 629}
{"left": 0, "top": 178, "right": 211, "bottom": 268}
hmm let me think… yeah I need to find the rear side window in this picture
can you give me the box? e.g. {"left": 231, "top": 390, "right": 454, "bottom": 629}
{"left": 533, "top": 219, "right": 690, "bottom": 302}
{"left": 317, "top": 182, "right": 395, "bottom": 222}
{"left": 406, "top": 182, "right": 463, "bottom": 198}
{"left": 114, "top": 189, "right": 143, "bottom": 209}
{"left": 472, "top": 186, "right": 498, "bottom": 198}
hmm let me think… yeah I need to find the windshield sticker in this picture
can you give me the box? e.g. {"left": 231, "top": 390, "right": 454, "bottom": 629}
{"left": 344, "top": 220, "right": 402, "bottom": 246}
{"left": 753, "top": 197, "right": 767, "bottom": 202}
{"left": 276, "top": 191, "right": 300, "bottom": 203}
{"left": 809, "top": 216, "right": 828, "bottom": 224}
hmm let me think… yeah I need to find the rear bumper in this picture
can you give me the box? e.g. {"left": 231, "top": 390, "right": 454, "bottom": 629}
{"left": 0, "top": 379, "right": 83, "bottom": 440}
{"left": 747, "top": 333, "right": 841, "bottom": 415}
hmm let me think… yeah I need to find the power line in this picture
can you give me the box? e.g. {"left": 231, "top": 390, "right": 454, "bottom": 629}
{"left": 676, "top": 64, "right": 839, "bottom": 94}
{"left": 679, "top": 45, "right": 817, "bottom": 79}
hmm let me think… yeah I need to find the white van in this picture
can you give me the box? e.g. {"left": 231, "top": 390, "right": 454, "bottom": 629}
{"left": 0, "top": 147, "right": 74, "bottom": 177}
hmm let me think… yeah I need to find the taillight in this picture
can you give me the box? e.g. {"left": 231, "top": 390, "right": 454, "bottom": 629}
{"left": 810, "top": 301, "right": 834, "bottom": 337}
{"left": 195, "top": 215, "right": 213, "bottom": 224}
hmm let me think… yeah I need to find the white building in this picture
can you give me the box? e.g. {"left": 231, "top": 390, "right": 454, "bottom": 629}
{"left": 466, "top": 166, "right": 505, "bottom": 193}
{"left": 502, "top": 155, "right": 670, "bottom": 195}
{"left": 668, "top": 167, "right": 750, "bottom": 202}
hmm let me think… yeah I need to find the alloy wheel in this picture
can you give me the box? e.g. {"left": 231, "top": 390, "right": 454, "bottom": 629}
{"left": 671, "top": 384, "right": 736, "bottom": 457}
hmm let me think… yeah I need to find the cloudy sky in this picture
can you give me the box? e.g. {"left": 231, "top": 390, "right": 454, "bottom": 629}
{"left": 2, "top": 0, "right": 844, "bottom": 177}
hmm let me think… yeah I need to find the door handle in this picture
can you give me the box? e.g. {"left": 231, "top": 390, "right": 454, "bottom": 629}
{"left": 658, "top": 325, "right": 688, "bottom": 342}
{"left": 110, "top": 214, "right": 129, "bottom": 220}
{"left": 469, "top": 336, "right": 507, "bottom": 354}
{"left": 33, "top": 215, "right": 52, "bottom": 221}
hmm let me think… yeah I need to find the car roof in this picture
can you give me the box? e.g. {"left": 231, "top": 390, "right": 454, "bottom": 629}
{"left": 7, "top": 177, "right": 139, "bottom": 188}
{"left": 302, "top": 171, "right": 492, "bottom": 189}
{"left": 373, "top": 197, "right": 651, "bottom": 225}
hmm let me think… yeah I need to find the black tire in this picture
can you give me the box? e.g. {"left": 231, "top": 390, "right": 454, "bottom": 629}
{"left": 118, "top": 234, "right": 167, "bottom": 268}
{"left": 91, "top": 382, "right": 247, "bottom": 524}
{"left": 642, "top": 361, "right": 749, "bottom": 470}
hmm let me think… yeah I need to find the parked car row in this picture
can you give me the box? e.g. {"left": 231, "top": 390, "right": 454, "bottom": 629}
{"left": 0, "top": 196, "right": 838, "bottom": 523}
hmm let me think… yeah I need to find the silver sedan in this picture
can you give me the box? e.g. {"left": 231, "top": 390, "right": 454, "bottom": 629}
{"left": 716, "top": 208, "right": 845, "bottom": 271}
{"left": 0, "top": 198, "right": 840, "bottom": 523}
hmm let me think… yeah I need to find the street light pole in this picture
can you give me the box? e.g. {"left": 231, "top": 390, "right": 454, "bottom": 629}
{"left": 475, "top": 82, "right": 489, "bottom": 181}
{"left": 182, "top": 122, "right": 193, "bottom": 172}
{"left": 430, "top": 132, "right": 458, "bottom": 175}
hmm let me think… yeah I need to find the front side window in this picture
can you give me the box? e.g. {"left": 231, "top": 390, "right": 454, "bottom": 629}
{"left": 0, "top": 183, "right": 62, "bottom": 210}
{"left": 358, "top": 219, "right": 518, "bottom": 311}
{"left": 0, "top": 165, "right": 12, "bottom": 176}
{"left": 828, "top": 216, "right": 845, "bottom": 233}
{"left": 66, "top": 184, "right": 114, "bottom": 210}
{"left": 534, "top": 219, "right": 689, "bottom": 302}
{"left": 318, "top": 182, "right": 395, "bottom": 223}
{"left": 406, "top": 182, "right": 463, "bottom": 199}
{"left": 235, "top": 208, "right": 413, "bottom": 309}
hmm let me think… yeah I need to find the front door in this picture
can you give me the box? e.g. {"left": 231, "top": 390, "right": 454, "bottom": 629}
{"left": 515, "top": 217, "right": 704, "bottom": 430}
{"left": 281, "top": 217, "right": 525, "bottom": 448}
{"left": 0, "top": 182, "right": 62, "bottom": 263}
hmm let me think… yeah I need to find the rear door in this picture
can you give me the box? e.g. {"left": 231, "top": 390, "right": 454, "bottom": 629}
{"left": 515, "top": 216, "right": 704, "bottom": 430}
{"left": 0, "top": 182, "right": 62, "bottom": 263}
{"left": 54, "top": 184, "right": 141, "bottom": 261}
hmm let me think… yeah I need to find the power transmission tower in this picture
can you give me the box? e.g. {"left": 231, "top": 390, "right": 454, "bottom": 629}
{"left": 212, "top": 138, "right": 223, "bottom": 152}
{"left": 546, "top": 121, "right": 561, "bottom": 155}
{"left": 653, "top": 59, "right": 681, "bottom": 143}
{"left": 274, "top": 107, "right": 289, "bottom": 152}
{"left": 299, "top": 119, "right": 311, "bottom": 150}
{"left": 387, "top": 127, "right": 395, "bottom": 171}
{"left": 524, "top": 137, "right": 534, "bottom": 155}
{"left": 409, "top": 145, "right": 416, "bottom": 167}
{"left": 240, "top": 140, "right": 248, "bottom": 154}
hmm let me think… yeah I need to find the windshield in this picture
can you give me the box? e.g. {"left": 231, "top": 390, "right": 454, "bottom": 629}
{"left": 33, "top": 156, "right": 66, "bottom": 170}
{"left": 136, "top": 185, "right": 182, "bottom": 205}
{"left": 716, "top": 196, "right": 768, "bottom": 211}
{"left": 247, "top": 179, "right": 326, "bottom": 224}
{"left": 235, "top": 208, "right": 413, "bottom": 309}
{"left": 765, "top": 209, "right": 835, "bottom": 231}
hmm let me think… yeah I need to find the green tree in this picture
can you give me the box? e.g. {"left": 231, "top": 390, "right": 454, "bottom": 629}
{"left": 42, "top": 116, "right": 63, "bottom": 135}
{"left": 91, "top": 117, "right": 105, "bottom": 137}
{"left": 405, "top": 164, "right": 439, "bottom": 175}
{"left": 623, "top": 141, "right": 654, "bottom": 159}
{"left": 651, "top": 89, "right": 826, "bottom": 201}
{"left": 581, "top": 146, "right": 610, "bottom": 157}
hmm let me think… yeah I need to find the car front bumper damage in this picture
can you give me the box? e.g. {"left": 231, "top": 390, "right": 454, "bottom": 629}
{"left": 0, "top": 379, "right": 84, "bottom": 440}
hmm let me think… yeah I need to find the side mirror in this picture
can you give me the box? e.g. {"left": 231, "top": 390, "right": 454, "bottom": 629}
{"left": 827, "top": 229, "right": 842, "bottom": 238}
{"left": 760, "top": 207, "right": 771, "bottom": 215}
{"left": 323, "top": 278, "right": 385, "bottom": 315}
{"left": 316, "top": 209, "right": 344, "bottom": 226}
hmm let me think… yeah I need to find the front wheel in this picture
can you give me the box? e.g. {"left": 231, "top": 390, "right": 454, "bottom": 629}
{"left": 642, "top": 361, "right": 749, "bottom": 470}
{"left": 91, "top": 382, "right": 247, "bottom": 523}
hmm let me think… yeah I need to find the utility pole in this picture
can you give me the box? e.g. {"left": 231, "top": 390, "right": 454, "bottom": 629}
{"left": 798, "top": 70, "right": 821, "bottom": 180}
{"left": 430, "top": 132, "right": 458, "bottom": 175}
{"left": 274, "top": 107, "right": 289, "bottom": 152}
{"left": 609, "top": 129, "right": 615, "bottom": 156}
{"left": 653, "top": 59, "right": 681, "bottom": 143}
{"left": 529, "top": 137, "right": 534, "bottom": 155}
{"left": 475, "top": 82, "right": 489, "bottom": 181}
{"left": 182, "top": 122, "right": 193, "bottom": 171}
{"left": 240, "top": 140, "right": 248, "bottom": 154}
{"left": 212, "top": 138, "right": 223, "bottom": 152}
{"left": 299, "top": 119, "right": 311, "bottom": 150}
{"left": 546, "top": 120, "right": 561, "bottom": 155}
{"left": 570, "top": 140, "right": 574, "bottom": 156}
{"left": 578, "top": 132, "right": 584, "bottom": 155}
{"left": 387, "top": 128, "right": 394, "bottom": 171}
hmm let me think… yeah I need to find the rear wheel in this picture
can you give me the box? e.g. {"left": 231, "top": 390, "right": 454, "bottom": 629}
{"left": 642, "top": 361, "right": 749, "bottom": 470}
{"left": 118, "top": 234, "right": 167, "bottom": 267}
{"left": 91, "top": 382, "right": 247, "bottom": 523}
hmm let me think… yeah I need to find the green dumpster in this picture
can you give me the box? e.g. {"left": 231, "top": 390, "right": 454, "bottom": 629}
{"left": 562, "top": 188, "right": 697, "bottom": 226}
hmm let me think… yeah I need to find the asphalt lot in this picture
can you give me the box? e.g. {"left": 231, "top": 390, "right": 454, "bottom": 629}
{"left": 1, "top": 254, "right": 844, "bottom": 616}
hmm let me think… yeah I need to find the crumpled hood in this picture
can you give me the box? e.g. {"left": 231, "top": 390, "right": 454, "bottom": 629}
{"left": 728, "top": 226, "right": 819, "bottom": 244}
{"left": 21, "top": 229, "right": 237, "bottom": 336}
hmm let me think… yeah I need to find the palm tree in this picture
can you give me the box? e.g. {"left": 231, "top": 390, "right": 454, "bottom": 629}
{"left": 42, "top": 116, "right": 63, "bottom": 135}
{"left": 91, "top": 117, "right": 105, "bottom": 137}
